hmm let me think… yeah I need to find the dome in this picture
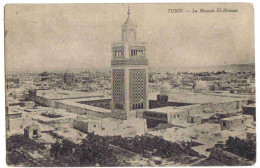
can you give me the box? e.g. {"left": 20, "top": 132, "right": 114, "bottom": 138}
{"left": 160, "top": 82, "right": 171, "bottom": 95}
{"left": 193, "top": 81, "right": 209, "bottom": 93}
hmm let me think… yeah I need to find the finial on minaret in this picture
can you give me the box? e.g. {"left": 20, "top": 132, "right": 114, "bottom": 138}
{"left": 128, "top": 5, "right": 130, "bottom": 16}
{"left": 123, "top": 4, "right": 136, "bottom": 26}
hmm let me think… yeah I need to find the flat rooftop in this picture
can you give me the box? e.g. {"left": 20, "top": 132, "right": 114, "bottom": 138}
{"left": 36, "top": 89, "right": 104, "bottom": 100}
{"left": 220, "top": 115, "right": 252, "bottom": 121}
{"left": 145, "top": 106, "right": 191, "bottom": 114}
{"left": 149, "top": 91, "right": 247, "bottom": 104}
{"left": 30, "top": 108, "right": 78, "bottom": 122}
{"left": 57, "top": 97, "right": 111, "bottom": 113}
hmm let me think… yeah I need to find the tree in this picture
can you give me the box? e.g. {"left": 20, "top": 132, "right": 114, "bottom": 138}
{"left": 50, "top": 133, "right": 119, "bottom": 166}
{"left": 225, "top": 136, "right": 256, "bottom": 161}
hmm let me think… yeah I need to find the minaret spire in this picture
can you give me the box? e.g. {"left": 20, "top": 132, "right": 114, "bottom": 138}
{"left": 123, "top": 4, "right": 135, "bottom": 26}
{"left": 122, "top": 4, "right": 137, "bottom": 41}
{"left": 128, "top": 5, "right": 130, "bottom": 16}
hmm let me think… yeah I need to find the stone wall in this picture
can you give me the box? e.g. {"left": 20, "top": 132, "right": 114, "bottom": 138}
{"left": 78, "top": 99, "right": 111, "bottom": 109}
{"left": 29, "top": 94, "right": 56, "bottom": 108}
{"left": 149, "top": 100, "right": 192, "bottom": 109}
{"left": 55, "top": 101, "right": 106, "bottom": 117}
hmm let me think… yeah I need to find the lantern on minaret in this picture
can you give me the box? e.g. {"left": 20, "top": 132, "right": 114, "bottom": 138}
{"left": 111, "top": 6, "right": 149, "bottom": 116}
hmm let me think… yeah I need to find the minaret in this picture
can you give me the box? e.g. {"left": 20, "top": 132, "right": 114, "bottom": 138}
{"left": 111, "top": 6, "right": 149, "bottom": 117}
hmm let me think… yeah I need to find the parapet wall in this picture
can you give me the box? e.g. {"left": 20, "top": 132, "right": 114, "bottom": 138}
{"left": 78, "top": 99, "right": 111, "bottom": 109}
{"left": 28, "top": 94, "right": 56, "bottom": 108}
{"left": 185, "top": 100, "right": 248, "bottom": 115}
{"left": 149, "top": 100, "right": 193, "bottom": 109}
{"left": 55, "top": 101, "right": 106, "bottom": 117}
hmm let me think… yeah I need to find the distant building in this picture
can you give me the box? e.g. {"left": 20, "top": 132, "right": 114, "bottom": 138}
{"left": 159, "top": 82, "right": 171, "bottom": 96}
{"left": 64, "top": 73, "right": 76, "bottom": 86}
{"left": 193, "top": 81, "right": 209, "bottom": 93}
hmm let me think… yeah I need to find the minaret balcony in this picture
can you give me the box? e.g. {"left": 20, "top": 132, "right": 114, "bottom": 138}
{"left": 111, "top": 58, "right": 148, "bottom": 66}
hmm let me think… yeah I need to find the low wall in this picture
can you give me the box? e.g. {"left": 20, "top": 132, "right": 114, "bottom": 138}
{"left": 55, "top": 101, "right": 106, "bottom": 117}
{"left": 149, "top": 100, "right": 193, "bottom": 109}
{"left": 29, "top": 95, "right": 56, "bottom": 108}
{"left": 78, "top": 99, "right": 111, "bottom": 109}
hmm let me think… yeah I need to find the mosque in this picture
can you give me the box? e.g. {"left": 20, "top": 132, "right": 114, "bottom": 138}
{"left": 27, "top": 6, "right": 251, "bottom": 137}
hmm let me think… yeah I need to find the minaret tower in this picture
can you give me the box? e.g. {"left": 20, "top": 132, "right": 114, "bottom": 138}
{"left": 111, "top": 6, "right": 149, "bottom": 117}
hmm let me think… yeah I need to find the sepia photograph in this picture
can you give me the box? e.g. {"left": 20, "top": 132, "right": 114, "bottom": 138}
{"left": 4, "top": 3, "right": 255, "bottom": 166}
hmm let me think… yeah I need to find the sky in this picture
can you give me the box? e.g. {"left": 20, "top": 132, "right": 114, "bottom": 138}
{"left": 5, "top": 3, "right": 254, "bottom": 72}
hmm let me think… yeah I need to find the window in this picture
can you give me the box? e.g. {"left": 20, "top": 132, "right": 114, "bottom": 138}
{"left": 130, "top": 48, "right": 144, "bottom": 56}
{"left": 113, "top": 70, "right": 124, "bottom": 110}
{"left": 129, "top": 69, "right": 146, "bottom": 111}
{"left": 241, "top": 120, "right": 244, "bottom": 123}
{"left": 33, "top": 130, "right": 38, "bottom": 136}
{"left": 178, "top": 115, "right": 180, "bottom": 118}
{"left": 94, "top": 125, "right": 96, "bottom": 127}
{"left": 223, "top": 122, "right": 226, "bottom": 127}
{"left": 113, "top": 47, "right": 124, "bottom": 57}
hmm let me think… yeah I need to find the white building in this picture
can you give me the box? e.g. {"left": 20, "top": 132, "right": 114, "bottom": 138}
{"left": 220, "top": 115, "right": 253, "bottom": 131}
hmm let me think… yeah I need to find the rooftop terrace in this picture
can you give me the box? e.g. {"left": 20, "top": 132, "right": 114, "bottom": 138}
{"left": 149, "top": 90, "right": 247, "bottom": 104}
{"left": 36, "top": 89, "right": 104, "bottom": 100}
